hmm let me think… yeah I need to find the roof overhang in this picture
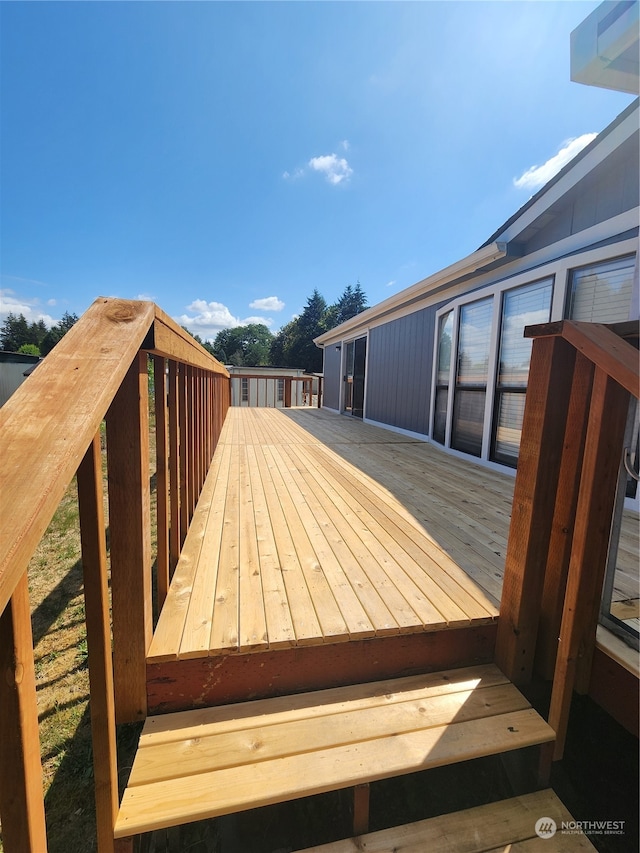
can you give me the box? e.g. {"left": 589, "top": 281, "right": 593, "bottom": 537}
{"left": 314, "top": 241, "right": 509, "bottom": 347}
{"left": 571, "top": 1, "right": 639, "bottom": 95}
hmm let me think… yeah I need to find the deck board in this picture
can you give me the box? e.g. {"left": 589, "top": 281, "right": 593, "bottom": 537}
{"left": 149, "top": 408, "right": 638, "bottom": 663}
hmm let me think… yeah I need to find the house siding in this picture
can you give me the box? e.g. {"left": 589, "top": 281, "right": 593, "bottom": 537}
{"left": 365, "top": 307, "right": 437, "bottom": 435}
{"left": 322, "top": 344, "right": 342, "bottom": 410}
{"left": 523, "top": 132, "right": 639, "bottom": 256}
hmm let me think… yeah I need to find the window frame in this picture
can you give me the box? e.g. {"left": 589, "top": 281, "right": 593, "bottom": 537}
{"left": 431, "top": 240, "right": 637, "bottom": 477}
{"left": 490, "top": 277, "right": 554, "bottom": 467}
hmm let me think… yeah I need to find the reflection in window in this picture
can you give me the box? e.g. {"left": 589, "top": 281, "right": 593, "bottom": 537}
{"left": 492, "top": 279, "right": 552, "bottom": 466}
{"left": 433, "top": 311, "right": 453, "bottom": 444}
{"left": 568, "top": 256, "right": 635, "bottom": 322}
{"left": 451, "top": 298, "right": 492, "bottom": 457}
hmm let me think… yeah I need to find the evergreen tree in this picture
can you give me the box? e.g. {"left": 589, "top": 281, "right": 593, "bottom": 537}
{"left": 40, "top": 312, "right": 78, "bottom": 355}
{"left": 269, "top": 319, "right": 297, "bottom": 367}
{"left": 332, "top": 280, "right": 368, "bottom": 327}
{"left": 284, "top": 289, "right": 327, "bottom": 372}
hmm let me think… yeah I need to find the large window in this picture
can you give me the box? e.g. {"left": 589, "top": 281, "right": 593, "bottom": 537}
{"left": 492, "top": 279, "right": 553, "bottom": 466}
{"left": 567, "top": 255, "right": 635, "bottom": 322}
{"left": 451, "top": 297, "right": 493, "bottom": 457}
{"left": 433, "top": 310, "right": 453, "bottom": 444}
{"left": 431, "top": 246, "right": 637, "bottom": 471}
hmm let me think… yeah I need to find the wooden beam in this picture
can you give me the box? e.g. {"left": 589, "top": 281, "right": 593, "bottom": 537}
{"left": 146, "top": 624, "right": 497, "bottom": 713}
{"left": 77, "top": 435, "right": 118, "bottom": 853}
{"left": 0, "top": 575, "right": 47, "bottom": 853}
{"left": 154, "top": 356, "right": 170, "bottom": 611}
{"left": 168, "top": 360, "right": 180, "bottom": 573}
{"left": 548, "top": 367, "right": 631, "bottom": 760}
{"left": 495, "top": 336, "right": 576, "bottom": 684}
{"left": 148, "top": 306, "right": 229, "bottom": 375}
{"left": 535, "top": 353, "right": 594, "bottom": 679}
{"left": 106, "top": 352, "right": 152, "bottom": 723}
{"left": 525, "top": 320, "right": 639, "bottom": 398}
{"left": 352, "top": 784, "right": 370, "bottom": 836}
{"left": 179, "top": 365, "right": 189, "bottom": 548}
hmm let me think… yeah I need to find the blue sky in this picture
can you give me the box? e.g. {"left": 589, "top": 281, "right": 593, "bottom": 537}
{"left": 1, "top": 1, "right": 635, "bottom": 343}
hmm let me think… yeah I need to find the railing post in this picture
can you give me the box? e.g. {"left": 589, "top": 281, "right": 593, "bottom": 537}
{"left": 0, "top": 575, "right": 48, "bottom": 853}
{"left": 549, "top": 368, "right": 631, "bottom": 759}
{"left": 106, "top": 351, "right": 152, "bottom": 723}
{"left": 77, "top": 434, "right": 118, "bottom": 853}
{"left": 495, "top": 336, "right": 577, "bottom": 684}
{"left": 154, "top": 356, "right": 170, "bottom": 611}
{"left": 168, "top": 360, "right": 180, "bottom": 570}
{"left": 534, "top": 352, "right": 594, "bottom": 679}
{"left": 179, "top": 364, "right": 189, "bottom": 547}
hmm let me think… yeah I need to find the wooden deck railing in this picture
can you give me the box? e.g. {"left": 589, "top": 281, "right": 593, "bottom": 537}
{"left": 0, "top": 298, "right": 230, "bottom": 853}
{"left": 494, "top": 319, "right": 639, "bottom": 760}
{"left": 230, "top": 373, "right": 322, "bottom": 408}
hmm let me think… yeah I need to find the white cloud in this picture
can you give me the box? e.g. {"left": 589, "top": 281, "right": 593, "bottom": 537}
{"left": 0, "top": 288, "right": 57, "bottom": 327}
{"left": 250, "top": 296, "right": 285, "bottom": 312}
{"left": 284, "top": 142, "right": 353, "bottom": 186}
{"left": 309, "top": 153, "right": 353, "bottom": 185}
{"left": 282, "top": 167, "right": 305, "bottom": 181}
{"left": 513, "top": 133, "right": 597, "bottom": 191}
{"left": 386, "top": 280, "right": 396, "bottom": 288}
{"left": 178, "top": 300, "right": 275, "bottom": 342}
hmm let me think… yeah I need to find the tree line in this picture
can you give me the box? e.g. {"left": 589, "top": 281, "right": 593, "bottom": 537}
{"left": 1, "top": 281, "right": 368, "bottom": 372}
{"left": 0, "top": 311, "right": 79, "bottom": 356}
{"left": 193, "top": 282, "right": 368, "bottom": 373}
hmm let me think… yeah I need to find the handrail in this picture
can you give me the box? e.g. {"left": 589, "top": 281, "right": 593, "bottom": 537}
{"left": 0, "top": 297, "right": 230, "bottom": 852}
{"left": 524, "top": 319, "right": 639, "bottom": 398}
{"left": 496, "top": 318, "right": 639, "bottom": 763}
{"left": 0, "top": 298, "right": 228, "bottom": 615}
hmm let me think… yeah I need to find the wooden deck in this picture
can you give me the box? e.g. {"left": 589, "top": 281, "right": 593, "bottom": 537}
{"left": 146, "top": 407, "right": 638, "bottom": 711}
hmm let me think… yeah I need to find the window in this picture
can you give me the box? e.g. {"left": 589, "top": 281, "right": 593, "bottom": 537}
{"left": 433, "top": 311, "right": 453, "bottom": 444}
{"left": 451, "top": 297, "right": 493, "bottom": 457}
{"left": 277, "top": 378, "right": 284, "bottom": 402}
{"left": 241, "top": 377, "right": 249, "bottom": 403}
{"left": 492, "top": 279, "right": 553, "bottom": 466}
{"left": 567, "top": 255, "right": 635, "bottom": 322}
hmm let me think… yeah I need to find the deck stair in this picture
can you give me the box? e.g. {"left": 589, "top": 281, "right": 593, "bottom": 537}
{"left": 294, "top": 789, "right": 597, "bottom": 852}
{"left": 114, "top": 662, "right": 554, "bottom": 843}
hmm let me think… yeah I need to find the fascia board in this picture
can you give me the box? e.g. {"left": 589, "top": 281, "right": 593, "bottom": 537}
{"left": 496, "top": 106, "right": 638, "bottom": 245}
{"left": 314, "top": 241, "right": 507, "bottom": 347}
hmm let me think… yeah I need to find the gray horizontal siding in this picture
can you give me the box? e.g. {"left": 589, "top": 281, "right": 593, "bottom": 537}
{"left": 365, "top": 307, "right": 437, "bottom": 435}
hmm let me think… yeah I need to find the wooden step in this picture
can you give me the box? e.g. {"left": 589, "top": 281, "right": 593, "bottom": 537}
{"left": 294, "top": 789, "right": 597, "bottom": 852}
{"left": 114, "top": 663, "right": 554, "bottom": 840}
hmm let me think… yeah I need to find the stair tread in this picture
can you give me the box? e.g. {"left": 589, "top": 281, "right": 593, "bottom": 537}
{"left": 115, "top": 664, "right": 554, "bottom": 838}
{"left": 294, "top": 789, "right": 597, "bottom": 852}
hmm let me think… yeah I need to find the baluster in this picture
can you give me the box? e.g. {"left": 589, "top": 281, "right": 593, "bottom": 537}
{"left": 77, "top": 434, "right": 118, "bottom": 852}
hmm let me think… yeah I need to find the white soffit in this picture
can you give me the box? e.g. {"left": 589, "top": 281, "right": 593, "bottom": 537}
{"left": 571, "top": 1, "right": 639, "bottom": 95}
{"left": 313, "top": 241, "right": 507, "bottom": 346}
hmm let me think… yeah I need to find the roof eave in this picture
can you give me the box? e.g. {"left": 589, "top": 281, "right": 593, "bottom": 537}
{"left": 314, "top": 241, "right": 509, "bottom": 346}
